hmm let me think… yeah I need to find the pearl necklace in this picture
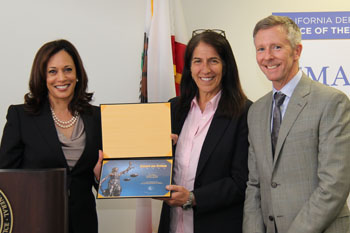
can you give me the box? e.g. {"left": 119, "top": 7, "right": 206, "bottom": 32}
{"left": 50, "top": 107, "right": 79, "bottom": 129}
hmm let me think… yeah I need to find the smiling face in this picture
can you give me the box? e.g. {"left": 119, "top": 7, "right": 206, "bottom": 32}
{"left": 254, "top": 25, "right": 302, "bottom": 90}
{"left": 190, "top": 42, "right": 223, "bottom": 100}
{"left": 46, "top": 50, "right": 77, "bottom": 104}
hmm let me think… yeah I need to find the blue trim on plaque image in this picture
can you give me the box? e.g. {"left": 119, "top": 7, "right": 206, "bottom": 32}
{"left": 99, "top": 159, "right": 171, "bottom": 197}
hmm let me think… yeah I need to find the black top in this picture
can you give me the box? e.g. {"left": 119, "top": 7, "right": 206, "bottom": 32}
{"left": 0, "top": 101, "right": 102, "bottom": 233}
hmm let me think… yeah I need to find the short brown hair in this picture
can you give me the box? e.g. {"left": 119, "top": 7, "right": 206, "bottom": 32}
{"left": 253, "top": 15, "right": 301, "bottom": 48}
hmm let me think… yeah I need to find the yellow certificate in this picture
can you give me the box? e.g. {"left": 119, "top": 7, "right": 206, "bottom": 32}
{"left": 100, "top": 103, "right": 172, "bottom": 159}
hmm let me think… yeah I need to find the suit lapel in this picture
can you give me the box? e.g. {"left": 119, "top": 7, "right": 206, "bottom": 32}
{"left": 172, "top": 102, "right": 189, "bottom": 136}
{"left": 260, "top": 94, "right": 275, "bottom": 169}
{"left": 273, "top": 75, "right": 310, "bottom": 165}
{"left": 195, "top": 114, "right": 230, "bottom": 177}
{"left": 33, "top": 102, "right": 68, "bottom": 168}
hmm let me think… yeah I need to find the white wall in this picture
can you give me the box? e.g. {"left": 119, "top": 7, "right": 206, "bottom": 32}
{"left": 0, "top": 0, "right": 145, "bottom": 127}
{"left": 0, "top": 0, "right": 349, "bottom": 232}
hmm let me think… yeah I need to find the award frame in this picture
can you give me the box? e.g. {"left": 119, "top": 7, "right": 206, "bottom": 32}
{"left": 97, "top": 102, "right": 173, "bottom": 199}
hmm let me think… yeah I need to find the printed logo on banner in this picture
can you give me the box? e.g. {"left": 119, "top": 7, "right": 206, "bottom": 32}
{"left": 303, "top": 66, "right": 349, "bottom": 87}
{"left": 273, "top": 12, "right": 350, "bottom": 40}
{"left": 273, "top": 12, "right": 350, "bottom": 98}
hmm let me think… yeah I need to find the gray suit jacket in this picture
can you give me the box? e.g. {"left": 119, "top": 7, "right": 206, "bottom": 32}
{"left": 243, "top": 74, "right": 350, "bottom": 233}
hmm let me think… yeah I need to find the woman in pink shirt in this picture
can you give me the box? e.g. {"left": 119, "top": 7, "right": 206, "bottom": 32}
{"left": 158, "top": 30, "right": 251, "bottom": 233}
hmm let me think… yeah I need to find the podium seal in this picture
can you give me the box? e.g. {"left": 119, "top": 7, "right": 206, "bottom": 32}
{"left": 0, "top": 189, "right": 13, "bottom": 233}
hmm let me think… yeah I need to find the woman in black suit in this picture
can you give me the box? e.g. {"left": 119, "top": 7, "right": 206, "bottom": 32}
{"left": 0, "top": 39, "right": 102, "bottom": 233}
{"left": 158, "top": 30, "right": 251, "bottom": 233}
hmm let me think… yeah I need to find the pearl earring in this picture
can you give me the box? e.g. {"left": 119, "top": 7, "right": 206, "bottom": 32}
{"left": 76, "top": 79, "right": 79, "bottom": 82}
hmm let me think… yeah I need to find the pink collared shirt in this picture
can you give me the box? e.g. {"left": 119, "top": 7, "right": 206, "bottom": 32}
{"left": 169, "top": 91, "right": 221, "bottom": 233}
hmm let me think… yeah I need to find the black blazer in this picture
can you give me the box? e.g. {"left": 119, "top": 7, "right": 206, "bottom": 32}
{"left": 0, "top": 101, "right": 102, "bottom": 233}
{"left": 158, "top": 97, "right": 251, "bottom": 233}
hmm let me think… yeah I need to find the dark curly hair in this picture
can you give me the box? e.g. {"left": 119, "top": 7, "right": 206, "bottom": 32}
{"left": 24, "top": 39, "right": 93, "bottom": 115}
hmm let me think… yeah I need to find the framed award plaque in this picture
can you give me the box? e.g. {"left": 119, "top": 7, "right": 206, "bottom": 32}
{"left": 97, "top": 103, "right": 173, "bottom": 199}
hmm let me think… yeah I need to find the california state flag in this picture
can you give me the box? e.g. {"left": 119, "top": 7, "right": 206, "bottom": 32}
{"left": 137, "top": 0, "right": 188, "bottom": 232}
{"left": 140, "top": 0, "right": 188, "bottom": 103}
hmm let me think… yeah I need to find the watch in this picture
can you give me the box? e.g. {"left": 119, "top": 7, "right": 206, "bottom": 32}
{"left": 182, "top": 191, "right": 194, "bottom": 210}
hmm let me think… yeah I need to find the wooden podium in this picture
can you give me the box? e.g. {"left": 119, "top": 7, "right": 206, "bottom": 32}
{"left": 0, "top": 168, "right": 68, "bottom": 233}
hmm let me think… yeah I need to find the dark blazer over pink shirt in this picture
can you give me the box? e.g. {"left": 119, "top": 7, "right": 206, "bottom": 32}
{"left": 158, "top": 97, "right": 251, "bottom": 233}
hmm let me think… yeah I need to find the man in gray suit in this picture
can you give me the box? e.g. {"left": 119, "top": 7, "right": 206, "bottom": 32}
{"left": 243, "top": 15, "right": 350, "bottom": 233}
